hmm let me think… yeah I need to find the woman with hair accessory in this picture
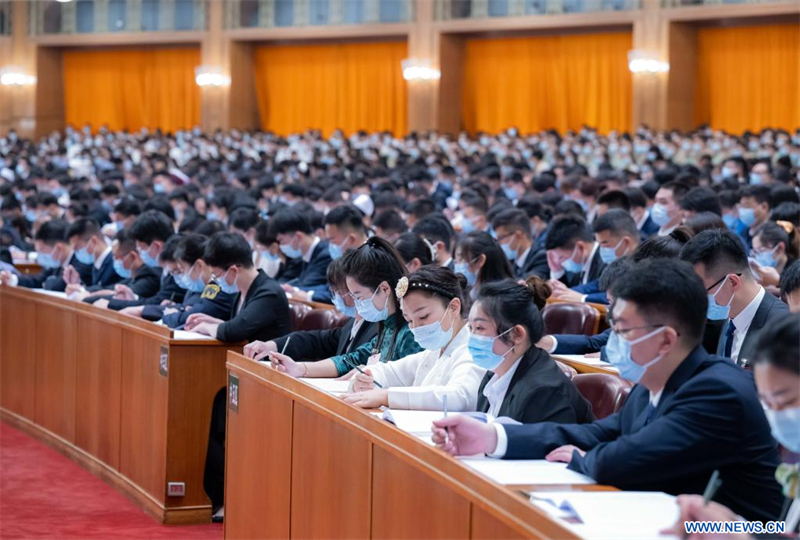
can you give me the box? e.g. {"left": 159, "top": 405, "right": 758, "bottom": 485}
{"left": 341, "top": 265, "right": 486, "bottom": 411}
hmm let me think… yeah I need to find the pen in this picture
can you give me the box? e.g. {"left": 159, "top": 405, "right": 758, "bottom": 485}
{"left": 341, "top": 355, "right": 383, "bottom": 388}
{"left": 443, "top": 394, "right": 449, "bottom": 445}
{"left": 173, "top": 323, "right": 186, "bottom": 330}
{"left": 280, "top": 335, "right": 291, "bottom": 355}
{"left": 702, "top": 470, "right": 722, "bottom": 505}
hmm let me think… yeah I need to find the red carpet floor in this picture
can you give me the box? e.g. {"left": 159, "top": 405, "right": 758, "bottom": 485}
{"left": 0, "top": 422, "right": 222, "bottom": 540}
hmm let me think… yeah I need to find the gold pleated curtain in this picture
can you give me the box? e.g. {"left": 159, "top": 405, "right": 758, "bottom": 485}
{"left": 694, "top": 24, "right": 800, "bottom": 133}
{"left": 63, "top": 47, "right": 201, "bottom": 133}
{"left": 462, "top": 31, "right": 633, "bottom": 134}
{"left": 253, "top": 41, "right": 408, "bottom": 136}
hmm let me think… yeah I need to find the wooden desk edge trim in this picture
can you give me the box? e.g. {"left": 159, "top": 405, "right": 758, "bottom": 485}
{"left": 0, "top": 409, "right": 211, "bottom": 525}
{"left": 553, "top": 355, "right": 620, "bottom": 376}
{"left": 225, "top": 353, "right": 581, "bottom": 540}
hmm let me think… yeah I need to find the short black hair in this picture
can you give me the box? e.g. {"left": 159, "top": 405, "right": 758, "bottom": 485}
{"left": 270, "top": 209, "right": 313, "bottom": 236}
{"left": 593, "top": 209, "right": 639, "bottom": 239}
{"left": 373, "top": 209, "right": 408, "bottom": 236}
{"left": 770, "top": 184, "right": 799, "bottom": 208}
{"left": 35, "top": 219, "right": 69, "bottom": 245}
{"left": 394, "top": 233, "right": 434, "bottom": 266}
{"left": 127, "top": 210, "right": 174, "bottom": 244}
{"left": 740, "top": 185, "right": 771, "bottom": 207}
{"left": 545, "top": 214, "right": 593, "bottom": 250}
{"left": 597, "top": 190, "right": 630, "bottom": 212}
{"left": 680, "top": 229, "right": 749, "bottom": 278}
{"left": 114, "top": 197, "right": 142, "bottom": 218}
{"left": 750, "top": 315, "right": 799, "bottom": 375}
{"left": 159, "top": 234, "right": 182, "bottom": 264}
{"left": 610, "top": 258, "right": 707, "bottom": 345}
{"left": 326, "top": 257, "right": 348, "bottom": 290}
{"left": 174, "top": 234, "right": 208, "bottom": 265}
{"left": 679, "top": 187, "right": 722, "bottom": 216}
{"left": 632, "top": 235, "right": 684, "bottom": 262}
{"left": 143, "top": 196, "right": 176, "bottom": 221}
{"left": 684, "top": 212, "right": 727, "bottom": 234}
{"left": 324, "top": 205, "right": 365, "bottom": 234}
{"left": 661, "top": 181, "right": 691, "bottom": 202}
{"left": 407, "top": 199, "right": 436, "bottom": 221}
{"left": 411, "top": 214, "right": 454, "bottom": 250}
{"left": 516, "top": 198, "right": 553, "bottom": 222}
{"left": 66, "top": 218, "right": 101, "bottom": 242}
{"left": 37, "top": 192, "right": 59, "bottom": 207}
{"left": 195, "top": 219, "right": 227, "bottom": 238}
{"left": 229, "top": 207, "right": 259, "bottom": 232}
{"left": 204, "top": 231, "right": 254, "bottom": 269}
{"left": 623, "top": 187, "right": 648, "bottom": 210}
{"left": 491, "top": 208, "right": 532, "bottom": 239}
{"left": 779, "top": 259, "right": 800, "bottom": 300}
{"left": 254, "top": 220, "right": 276, "bottom": 247}
{"left": 771, "top": 202, "right": 800, "bottom": 226}
{"left": 598, "top": 256, "right": 634, "bottom": 291}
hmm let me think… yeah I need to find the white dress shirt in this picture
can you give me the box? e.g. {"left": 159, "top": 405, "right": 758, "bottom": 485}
{"left": 302, "top": 236, "right": 321, "bottom": 264}
{"left": 366, "top": 324, "right": 486, "bottom": 411}
{"left": 581, "top": 242, "right": 599, "bottom": 285}
{"left": 94, "top": 245, "right": 112, "bottom": 270}
{"left": 730, "top": 286, "right": 764, "bottom": 363}
{"left": 514, "top": 246, "right": 531, "bottom": 271}
{"left": 482, "top": 357, "right": 522, "bottom": 418}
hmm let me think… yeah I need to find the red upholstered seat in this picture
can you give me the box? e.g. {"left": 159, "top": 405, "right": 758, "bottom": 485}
{"left": 298, "top": 308, "right": 340, "bottom": 331}
{"left": 541, "top": 303, "right": 599, "bottom": 336}
{"left": 289, "top": 302, "right": 312, "bottom": 331}
{"left": 572, "top": 373, "right": 632, "bottom": 420}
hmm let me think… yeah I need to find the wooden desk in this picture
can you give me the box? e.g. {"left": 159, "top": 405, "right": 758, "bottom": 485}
{"left": 225, "top": 352, "right": 599, "bottom": 540}
{"left": 0, "top": 286, "right": 241, "bottom": 524}
{"left": 553, "top": 354, "right": 620, "bottom": 376}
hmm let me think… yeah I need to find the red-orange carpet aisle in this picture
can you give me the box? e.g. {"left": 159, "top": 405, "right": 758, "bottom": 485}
{"left": 0, "top": 422, "right": 222, "bottom": 540}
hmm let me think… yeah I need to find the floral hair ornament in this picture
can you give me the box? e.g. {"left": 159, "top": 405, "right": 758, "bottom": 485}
{"left": 395, "top": 276, "right": 409, "bottom": 299}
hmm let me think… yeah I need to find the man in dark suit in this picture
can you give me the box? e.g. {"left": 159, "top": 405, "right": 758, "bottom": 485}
{"left": 545, "top": 214, "right": 605, "bottom": 288}
{"left": 65, "top": 218, "right": 121, "bottom": 293}
{"left": 492, "top": 208, "right": 549, "bottom": 280}
{"left": 680, "top": 229, "right": 790, "bottom": 369}
{"left": 433, "top": 259, "right": 784, "bottom": 524}
{"left": 412, "top": 214, "right": 456, "bottom": 271}
{"left": 272, "top": 209, "right": 332, "bottom": 303}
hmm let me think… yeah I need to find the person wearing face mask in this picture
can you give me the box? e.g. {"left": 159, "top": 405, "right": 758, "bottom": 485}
{"left": 545, "top": 214, "right": 605, "bottom": 288}
{"left": 411, "top": 214, "right": 456, "bottom": 270}
{"left": 324, "top": 205, "right": 368, "bottom": 262}
{"left": 624, "top": 187, "right": 661, "bottom": 240}
{"left": 454, "top": 232, "right": 515, "bottom": 299}
{"left": 184, "top": 232, "right": 291, "bottom": 341}
{"left": 780, "top": 260, "right": 800, "bottom": 313}
{"left": 64, "top": 218, "right": 121, "bottom": 290}
{"left": 243, "top": 258, "right": 378, "bottom": 363}
{"left": 664, "top": 316, "right": 800, "bottom": 538}
{"left": 459, "top": 195, "right": 490, "bottom": 235}
{"left": 394, "top": 233, "right": 434, "bottom": 274}
{"left": 101, "top": 198, "right": 142, "bottom": 239}
{"left": 472, "top": 277, "right": 593, "bottom": 424}
{"left": 750, "top": 221, "right": 799, "bottom": 290}
{"left": 738, "top": 185, "right": 772, "bottom": 251}
{"left": 268, "top": 237, "right": 422, "bottom": 379}
{"left": 432, "top": 259, "right": 785, "bottom": 525}
{"left": 749, "top": 161, "right": 773, "bottom": 186}
{"left": 651, "top": 181, "right": 690, "bottom": 237}
{"left": 272, "top": 209, "right": 333, "bottom": 304}
{"left": 681, "top": 229, "right": 790, "bottom": 368}
{"left": 492, "top": 208, "right": 549, "bottom": 280}
{"left": 341, "top": 266, "right": 485, "bottom": 410}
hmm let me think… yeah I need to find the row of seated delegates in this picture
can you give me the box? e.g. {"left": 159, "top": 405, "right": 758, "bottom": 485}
{"left": 0, "top": 219, "right": 93, "bottom": 289}
{"left": 665, "top": 317, "right": 800, "bottom": 538}
{"left": 432, "top": 259, "right": 786, "bottom": 525}
{"left": 64, "top": 218, "right": 123, "bottom": 291}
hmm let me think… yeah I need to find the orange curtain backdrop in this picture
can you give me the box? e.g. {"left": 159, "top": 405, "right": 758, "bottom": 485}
{"left": 253, "top": 41, "right": 408, "bottom": 136}
{"left": 63, "top": 48, "right": 201, "bottom": 133}
{"left": 694, "top": 24, "right": 800, "bottom": 133}
{"left": 462, "top": 31, "right": 632, "bottom": 134}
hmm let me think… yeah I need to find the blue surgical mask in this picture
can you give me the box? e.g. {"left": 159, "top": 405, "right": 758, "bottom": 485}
{"left": 503, "top": 187, "right": 518, "bottom": 201}
{"left": 328, "top": 240, "right": 346, "bottom": 261}
{"left": 599, "top": 239, "right": 625, "bottom": 265}
{"left": 501, "top": 241, "right": 517, "bottom": 262}
{"left": 37, "top": 251, "right": 61, "bottom": 269}
{"left": 410, "top": 309, "right": 454, "bottom": 351}
{"left": 114, "top": 221, "right": 125, "bottom": 232}
{"left": 354, "top": 285, "right": 389, "bottom": 322}
{"left": 562, "top": 245, "right": 585, "bottom": 274}
{"left": 332, "top": 293, "right": 357, "bottom": 318}
{"left": 749, "top": 173, "right": 763, "bottom": 185}
{"left": 280, "top": 241, "right": 303, "bottom": 259}
{"left": 722, "top": 213, "right": 738, "bottom": 230}
{"left": 468, "top": 328, "right": 513, "bottom": 371}
{"left": 206, "top": 210, "right": 219, "bottom": 221}
{"left": 764, "top": 407, "right": 800, "bottom": 453}
{"left": 738, "top": 207, "right": 757, "bottom": 228}
{"left": 754, "top": 247, "right": 778, "bottom": 268}
{"left": 75, "top": 246, "right": 95, "bottom": 265}
{"left": 218, "top": 268, "right": 239, "bottom": 295}
{"left": 24, "top": 210, "right": 38, "bottom": 222}
{"left": 605, "top": 327, "right": 666, "bottom": 384}
{"left": 454, "top": 262, "right": 477, "bottom": 287}
{"left": 260, "top": 249, "right": 280, "bottom": 261}
{"left": 138, "top": 246, "right": 160, "bottom": 268}
{"left": 707, "top": 275, "right": 734, "bottom": 321}
{"left": 113, "top": 258, "right": 131, "bottom": 279}
{"left": 650, "top": 203, "right": 672, "bottom": 227}
{"left": 153, "top": 184, "right": 166, "bottom": 193}
{"left": 461, "top": 218, "right": 476, "bottom": 234}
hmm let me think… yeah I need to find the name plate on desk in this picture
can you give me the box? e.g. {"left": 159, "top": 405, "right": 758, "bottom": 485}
{"left": 228, "top": 374, "right": 239, "bottom": 413}
{"left": 159, "top": 346, "right": 169, "bottom": 377}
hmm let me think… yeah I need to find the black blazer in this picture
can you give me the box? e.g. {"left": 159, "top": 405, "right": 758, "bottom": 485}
{"left": 515, "top": 247, "right": 550, "bottom": 281}
{"left": 216, "top": 270, "right": 292, "bottom": 343}
{"left": 160, "top": 283, "right": 237, "bottom": 328}
{"left": 287, "top": 240, "right": 332, "bottom": 291}
{"left": 83, "top": 265, "right": 161, "bottom": 305}
{"left": 89, "top": 253, "right": 122, "bottom": 289}
{"left": 107, "top": 272, "right": 186, "bottom": 311}
{"left": 715, "top": 292, "right": 790, "bottom": 368}
{"left": 502, "top": 346, "right": 784, "bottom": 523}
{"left": 476, "top": 347, "right": 595, "bottom": 425}
{"left": 560, "top": 247, "right": 606, "bottom": 289}
{"left": 274, "top": 318, "right": 379, "bottom": 361}
{"left": 18, "top": 253, "right": 94, "bottom": 291}
{"left": 639, "top": 214, "right": 660, "bottom": 240}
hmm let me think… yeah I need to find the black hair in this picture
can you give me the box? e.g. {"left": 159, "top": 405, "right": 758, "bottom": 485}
{"left": 143, "top": 196, "right": 176, "bottom": 221}
{"left": 740, "top": 185, "right": 772, "bottom": 207}
{"left": 660, "top": 181, "right": 691, "bottom": 202}
{"left": 66, "top": 218, "right": 101, "bottom": 241}
{"left": 37, "top": 192, "right": 59, "bottom": 207}
{"left": 195, "top": 219, "right": 227, "bottom": 238}
{"left": 757, "top": 221, "right": 800, "bottom": 260}
{"left": 394, "top": 233, "right": 434, "bottom": 267}
{"left": 516, "top": 198, "right": 554, "bottom": 222}
{"left": 456, "top": 231, "right": 515, "bottom": 285}
{"left": 598, "top": 256, "right": 634, "bottom": 291}
{"left": 718, "top": 190, "right": 740, "bottom": 211}
{"left": 113, "top": 197, "right": 142, "bottom": 218}
{"left": 270, "top": 208, "right": 313, "bottom": 236}
{"left": 34, "top": 219, "right": 69, "bottom": 245}
{"left": 680, "top": 229, "right": 749, "bottom": 277}
{"left": 326, "top": 257, "right": 348, "bottom": 290}
{"left": 750, "top": 315, "right": 799, "bottom": 375}
{"left": 373, "top": 209, "right": 408, "bottom": 236}
{"left": 771, "top": 202, "right": 800, "bottom": 227}
{"left": 159, "top": 234, "right": 182, "bottom": 264}
{"left": 324, "top": 204, "right": 365, "bottom": 233}
{"left": 770, "top": 184, "right": 799, "bottom": 208}
{"left": 684, "top": 212, "right": 727, "bottom": 234}
{"left": 780, "top": 260, "right": 800, "bottom": 300}
{"left": 127, "top": 210, "right": 174, "bottom": 244}
{"left": 114, "top": 228, "right": 137, "bottom": 256}
{"left": 229, "top": 207, "right": 259, "bottom": 232}
{"left": 407, "top": 199, "right": 435, "bottom": 221}
{"left": 592, "top": 209, "right": 639, "bottom": 239}
{"left": 404, "top": 265, "right": 467, "bottom": 315}
{"left": 204, "top": 231, "right": 254, "bottom": 269}
{"left": 340, "top": 236, "right": 406, "bottom": 293}
{"left": 545, "top": 214, "right": 593, "bottom": 250}
{"left": 491, "top": 208, "right": 532, "bottom": 239}
{"left": 632, "top": 235, "right": 684, "bottom": 262}
{"left": 623, "top": 187, "right": 648, "bottom": 209}
{"left": 610, "top": 258, "right": 707, "bottom": 345}
{"left": 461, "top": 194, "right": 488, "bottom": 215}
{"left": 679, "top": 187, "right": 722, "bottom": 216}
{"left": 411, "top": 214, "right": 454, "bottom": 250}
{"left": 254, "top": 220, "right": 276, "bottom": 247}
{"left": 476, "top": 279, "right": 547, "bottom": 345}
{"left": 174, "top": 234, "right": 208, "bottom": 265}
{"left": 597, "top": 190, "right": 630, "bottom": 212}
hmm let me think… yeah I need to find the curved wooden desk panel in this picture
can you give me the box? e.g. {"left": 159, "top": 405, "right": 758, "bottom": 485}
{"left": 0, "top": 286, "right": 240, "bottom": 524}
{"left": 224, "top": 352, "right": 585, "bottom": 540}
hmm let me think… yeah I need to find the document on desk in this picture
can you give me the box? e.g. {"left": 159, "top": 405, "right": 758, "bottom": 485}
{"left": 530, "top": 491, "right": 679, "bottom": 540}
{"left": 460, "top": 458, "right": 595, "bottom": 485}
{"left": 31, "top": 289, "right": 68, "bottom": 299}
{"left": 171, "top": 330, "right": 217, "bottom": 340}
{"left": 299, "top": 378, "right": 351, "bottom": 395}
{"left": 555, "top": 354, "right": 618, "bottom": 373}
{"left": 381, "top": 409, "right": 447, "bottom": 436}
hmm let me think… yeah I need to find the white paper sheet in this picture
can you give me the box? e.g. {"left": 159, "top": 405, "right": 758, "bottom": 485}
{"left": 172, "top": 330, "right": 216, "bottom": 340}
{"left": 299, "top": 378, "right": 351, "bottom": 394}
{"left": 30, "top": 289, "right": 68, "bottom": 299}
{"left": 460, "top": 458, "right": 596, "bottom": 485}
{"left": 554, "top": 354, "right": 619, "bottom": 373}
{"left": 530, "top": 491, "right": 679, "bottom": 540}
{"left": 381, "top": 409, "right": 449, "bottom": 435}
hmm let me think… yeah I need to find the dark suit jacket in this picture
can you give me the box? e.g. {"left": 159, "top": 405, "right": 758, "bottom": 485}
{"left": 715, "top": 292, "right": 790, "bottom": 368}
{"left": 287, "top": 240, "right": 332, "bottom": 299}
{"left": 502, "top": 346, "right": 784, "bottom": 523}
{"left": 639, "top": 214, "right": 660, "bottom": 240}
{"left": 515, "top": 247, "right": 549, "bottom": 280}
{"left": 476, "top": 347, "right": 595, "bottom": 424}
{"left": 83, "top": 265, "right": 161, "bottom": 305}
{"left": 554, "top": 328, "right": 611, "bottom": 355}
{"left": 88, "top": 253, "right": 122, "bottom": 289}
{"left": 18, "top": 254, "right": 93, "bottom": 291}
{"left": 572, "top": 279, "right": 609, "bottom": 305}
{"left": 560, "top": 248, "right": 606, "bottom": 289}
{"left": 216, "top": 270, "right": 292, "bottom": 343}
{"left": 160, "top": 283, "right": 236, "bottom": 328}
{"left": 273, "top": 318, "right": 379, "bottom": 361}
{"left": 107, "top": 272, "right": 185, "bottom": 311}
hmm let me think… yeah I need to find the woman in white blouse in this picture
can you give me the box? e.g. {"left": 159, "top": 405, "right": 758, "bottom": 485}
{"left": 342, "top": 265, "right": 486, "bottom": 411}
